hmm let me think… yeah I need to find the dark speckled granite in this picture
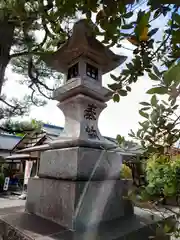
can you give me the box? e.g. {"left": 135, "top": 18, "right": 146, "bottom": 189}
{"left": 0, "top": 209, "right": 170, "bottom": 240}
{"left": 26, "top": 178, "right": 133, "bottom": 230}
{"left": 0, "top": 212, "right": 66, "bottom": 240}
{"left": 38, "top": 147, "right": 123, "bottom": 180}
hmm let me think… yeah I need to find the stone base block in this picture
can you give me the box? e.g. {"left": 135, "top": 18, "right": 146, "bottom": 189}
{"left": 38, "top": 147, "right": 122, "bottom": 180}
{"left": 26, "top": 178, "right": 133, "bottom": 230}
{"left": 0, "top": 208, "right": 170, "bottom": 240}
{"left": 0, "top": 211, "right": 66, "bottom": 240}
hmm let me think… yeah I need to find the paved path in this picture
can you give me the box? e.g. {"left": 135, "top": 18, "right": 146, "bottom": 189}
{"left": 0, "top": 195, "right": 25, "bottom": 209}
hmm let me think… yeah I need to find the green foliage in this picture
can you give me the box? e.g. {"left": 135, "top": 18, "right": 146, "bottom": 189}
{"left": 147, "top": 61, "right": 180, "bottom": 98}
{"left": 145, "top": 155, "right": 180, "bottom": 198}
{"left": 120, "top": 164, "right": 132, "bottom": 179}
{"left": 113, "top": 93, "right": 120, "bottom": 102}
{"left": 164, "top": 61, "right": 180, "bottom": 85}
{"left": 99, "top": 3, "right": 180, "bottom": 111}
{"left": 146, "top": 87, "right": 168, "bottom": 95}
{"left": 129, "top": 95, "right": 180, "bottom": 154}
{"left": 116, "top": 134, "right": 138, "bottom": 151}
{"left": 0, "top": 0, "right": 65, "bottom": 118}
{"left": 1, "top": 119, "right": 43, "bottom": 135}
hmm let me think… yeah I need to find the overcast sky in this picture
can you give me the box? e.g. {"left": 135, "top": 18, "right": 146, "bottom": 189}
{"left": 2, "top": 6, "right": 171, "bottom": 139}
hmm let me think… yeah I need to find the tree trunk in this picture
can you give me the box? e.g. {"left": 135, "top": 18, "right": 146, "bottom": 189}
{"left": 0, "top": 19, "right": 15, "bottom": 94}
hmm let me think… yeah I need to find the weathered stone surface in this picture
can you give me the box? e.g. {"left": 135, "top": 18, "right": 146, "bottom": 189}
{"left": 0, "top": 209, "right": 170, "bottom": 240}
{"left": 48, "top": 94, "right": 117, "bottom": 149}
{"left": 39, "top": 147, "right": 122, "bottom": 180}
{"left": 53, "top": 76, "right": 110, "bottom": 102}
{"left": 74, "top": 179, "right": 133, "bottom": 231}
{"left": 26, "top": 178, "right": 75, "bottom": 229}
{"left": 45, "top": 214, "right": 170, "bottom": 240}
{"left": 45, "top": 19, "right": 127, "bottom": 74}
{"left": 26, "top": 178, "right": 133, "bottom": 230}
{"left": 0, "top": 212, "right": 66, "bottom": 240}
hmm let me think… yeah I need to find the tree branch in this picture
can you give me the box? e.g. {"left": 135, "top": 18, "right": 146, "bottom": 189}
{"left": 27, "top": 56, "right": 53, "bottom": 92}
{"left": 0, "top": 96, "right": 16, "bottom": 109}
{"left": 153, "top": 6, "right": 179, "bottom": 58}
{"left": 10, "top": 50, "right": 45, "bottom": 59}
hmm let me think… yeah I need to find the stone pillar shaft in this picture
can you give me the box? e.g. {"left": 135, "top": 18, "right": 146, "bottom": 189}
{"left": 58, "top": 94, "right": 106, "bottom": 141}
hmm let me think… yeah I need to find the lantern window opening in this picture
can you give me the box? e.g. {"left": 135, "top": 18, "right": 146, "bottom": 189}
{"left": 86, "top": 63, "right": 98, "bottom": 80}
{"left": 67, "top": 62, "right": 79, "bottom": 80}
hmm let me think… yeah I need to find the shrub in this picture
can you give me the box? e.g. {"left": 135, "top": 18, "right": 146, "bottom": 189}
{"left": 145, "top": 154, "right": 180, "bottom": 197}
{"left": 120, "top": 164, "right": 132, "bottom": 179}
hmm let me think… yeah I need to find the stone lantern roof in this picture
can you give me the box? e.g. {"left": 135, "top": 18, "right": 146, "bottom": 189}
{"left": 44, "top": 19, "right": 127, "bottom": 74}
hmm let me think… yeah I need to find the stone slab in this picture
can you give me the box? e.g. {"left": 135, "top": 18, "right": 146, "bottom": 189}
{"left": 47, "top": 138, "right": 116, "bottom": 150}
{"left": 0, "top": 209, "right": 170, "bottom": 240}
{"left": 39, "top": 147, "right": 122, "bottom": 180}
{"left": 0, "top": 212, "right": 66, "bottom": 240}
{"left": 41, "top": 214, "right": 169, "bottom": 240}
{"left": 26, "top": 178, "right": 133, "bottom": 230}
{"left": 53, "top": 77, "right": 111, "bottom": 102}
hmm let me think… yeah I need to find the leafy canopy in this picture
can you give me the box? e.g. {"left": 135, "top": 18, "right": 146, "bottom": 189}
{"left": 0, "top": 119, "right": 42, "bottom": 136}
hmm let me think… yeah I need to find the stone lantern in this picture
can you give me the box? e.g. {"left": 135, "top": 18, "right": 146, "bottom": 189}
{"left": 0, "top": 19, "right": 169, "bottom": 240}
{"left": 43, "top": 19, "right": 126, "bottom": 150}
{"left": 26, "top": 19, "right": 131, "bottom": 229}
{"left": 26, "top": 19, "right": 168, "bottom": 238}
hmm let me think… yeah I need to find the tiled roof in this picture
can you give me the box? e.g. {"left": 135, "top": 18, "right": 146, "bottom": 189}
{"left": 0, "top": 123, "right": 63, "bottom": 152}
{"left": 0, "top": 123, "right": 142, "bottom": 156}
{"left": 11, "top": 123, "right": 63, "bottom": 152}
{"left": 0, "top": 134, "right": 21, "bottom": 150}
{"left": 42, "top": 124, "right": 63, "bottom": 136}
